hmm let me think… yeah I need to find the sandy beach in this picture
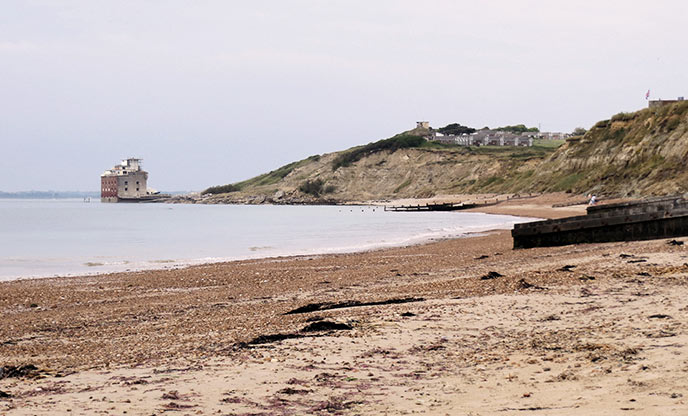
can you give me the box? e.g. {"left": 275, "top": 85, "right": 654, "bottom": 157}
{"left": 1, "top": 194, "right": 687, "bottom": 415}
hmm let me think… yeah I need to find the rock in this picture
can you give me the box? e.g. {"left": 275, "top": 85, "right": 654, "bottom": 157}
{"left": 162, "top": 390, "right": 180, "bottom": 400}
{"left": 480, "top": 271, "right": 503, "bottom": 280}
{"left": 648, "top": 314, "right": 672, "bottom": 319}
{"left": 517, "top": 279, "right": 544, "bottom": 290}
{"left": 0, "top": 364, "right": 39, "bottom": 379}
{"left": 301, "top": 321, "right": 352, "bottom": 332}
{"left": 278, "top": 387, "right": 311, "bottom": 395}
{"left": 250, "top": 195, "right": 267, "bottom": 204}
{"left": 284, "top": 297, "right": 423, "bottom": 315}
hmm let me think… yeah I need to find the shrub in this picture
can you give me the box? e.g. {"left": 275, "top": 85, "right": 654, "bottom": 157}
{"left": 664, "top": 115, "right": 681, "bottom": 132}
{"left": 611, "top": 112, "right": 636, "bottom": 122}
{"left": 332, "top": 134, "right": 425, "bottom": 170}
{"left": 438, "top": 123, "right": 476, "bottom": 136}
{"left": 201, "top": 184, "right": 240, "bottom": 195}
{"left": 593, "top": 119, "right": 611, "bottom": 129}
{"left": 234, "top": 158, "right": 311, "bottom": 189}
{"left": 495, "top": 124, "right": 539, "bottom": 133}
{"left": 299, "top": 179, "right": 335, "bottom": 197}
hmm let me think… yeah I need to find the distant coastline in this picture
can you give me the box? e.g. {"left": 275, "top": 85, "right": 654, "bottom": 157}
{"left": 0, "top": 191, "right": 100, "bottom": 199}
{"left": 0, "top": 191, "right": 189, "bottom": 199}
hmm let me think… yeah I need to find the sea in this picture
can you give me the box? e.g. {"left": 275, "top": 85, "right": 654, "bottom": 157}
{"left": 0, "top": 199, "right": 534, "bottom": 281}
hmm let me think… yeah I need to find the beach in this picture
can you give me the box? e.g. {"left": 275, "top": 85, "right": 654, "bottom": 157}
{"left": 1, "top": 195, "right": 687, "bottom": 415}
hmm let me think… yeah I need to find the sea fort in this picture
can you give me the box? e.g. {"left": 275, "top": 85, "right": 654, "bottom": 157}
{"left": 100, "top": 158, "right": 169, "bottom": 203}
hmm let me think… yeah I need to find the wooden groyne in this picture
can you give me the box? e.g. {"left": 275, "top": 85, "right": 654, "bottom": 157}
{"left": 512, "top": 195, "right": 688, "bottom": 248}
{"left": 384, "top": 202, "right": 478, "bottom": 212}
{"left": 385, "top": 193, "right": 540, "bottom": 212}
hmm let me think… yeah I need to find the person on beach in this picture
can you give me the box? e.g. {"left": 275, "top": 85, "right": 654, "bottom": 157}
{"left": 589, "top": 195, "right": 597, "bottom": 205}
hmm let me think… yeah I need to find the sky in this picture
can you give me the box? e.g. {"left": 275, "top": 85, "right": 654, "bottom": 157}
{"left": 1, "top": 0, "right": 686, "bottom": 192}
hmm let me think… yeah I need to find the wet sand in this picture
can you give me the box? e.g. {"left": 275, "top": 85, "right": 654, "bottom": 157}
{"left": 1, "top": 194, "right": 687, "bottom": 415}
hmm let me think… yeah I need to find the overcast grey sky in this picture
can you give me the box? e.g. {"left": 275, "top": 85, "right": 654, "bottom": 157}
{"left": 1, "top": 1, "right": 686, "bottom": 192}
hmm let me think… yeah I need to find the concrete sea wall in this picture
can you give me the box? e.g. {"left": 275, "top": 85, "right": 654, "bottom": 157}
{"left": 512, "top": 195, "right": 688, "bottom": 248}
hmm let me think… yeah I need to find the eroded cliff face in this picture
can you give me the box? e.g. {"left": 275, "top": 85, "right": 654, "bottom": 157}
{"left": 527, "top": 102, "right": 688, "bottom": 196}
{"left": 201, "top": 101, "right": 688, "bottom": 204}
{"left": 201, "top": 146, "right": 545, "bottom": 204}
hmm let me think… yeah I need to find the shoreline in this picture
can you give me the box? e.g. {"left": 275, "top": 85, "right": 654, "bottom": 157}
{"left": 7, "top": 194, "right": 686, "bottom": 415}
{"left": 1, "top": 205, "right": 538, "bottom": 283}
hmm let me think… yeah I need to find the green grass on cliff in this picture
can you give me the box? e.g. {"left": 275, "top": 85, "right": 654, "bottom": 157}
{"left": 331, "top": 134, "right": 426, "bottom": 170}
{"left": 202, "top": 155, "right": 321, "bottom": 195}
{"left": 462, "top": 139, "right": 564, "bottom": 161}
{"left": 235, "top": 155, "right": 322, "bottom": 189}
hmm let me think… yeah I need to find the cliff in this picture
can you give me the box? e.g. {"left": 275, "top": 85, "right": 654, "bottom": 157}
{"left": 523, "top": 101, "right": 688, "bottom": 196}
{"left": 199, "top": 101, "right": 688, "bottom": 204}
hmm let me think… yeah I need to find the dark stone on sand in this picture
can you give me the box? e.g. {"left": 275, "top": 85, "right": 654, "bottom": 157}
{"left": 220, "top": 397, "right": 242, "bottom": 404}
{"left": 284, "top": 297, "right": 424, "bottom": 315}
{"left": 579, "top": 275, "right": 595, "bottom": 281}
{"left": 648, "top": 314, "right": 672, "bottom": 319}
{"left": 236, "top": 333, "right": 306, "bottom": 348}
{"left": 480, "top": 271, "right": 503, "bottom": 280}
{"left": 517, "top": 279, "right": 544, "bottom": 290}
{"left": 311, "top": 396, "right": 360, "bottom": 412}
{"left": 668, "top": 239, "right": 684, "bottom": 246}
{"left": 0, "top": 390, "right": 11, "bottom": 398}
{"left": 301, "top": 321, "right": 352, "bottom": 332}
{"left": 620, "top": 254, "right": 633, "bottom": 258}
{"left": 0, "top": 364, "right": 39, "bottom": 380}
{"left": 162, "top": 390, "right": 180, "bottom": 400}
{"left": 645, "top": 330, "right": 676, "bottom": 338}
{"left": 627, "top": 259, "right": 647, "bottom": 263}
{"left": 475, "top": 255, "right": 489, "bottom": 260}
{"left": 278, "top": 387, "right": 311, "bottom": 395}
{"left": 558, "top": 265, "right": 576, "bottom": 272}
{"left": 305, "top": 315, "right": 324, "bottom": 322}
{"left": 233, "top": 321, "right": 352, "bottom": 349}
{"left": 163, "top": 402, "right": 193, "bottom": 410}
{"left": 401, "top": 312, "right": 416, "bottom": 317}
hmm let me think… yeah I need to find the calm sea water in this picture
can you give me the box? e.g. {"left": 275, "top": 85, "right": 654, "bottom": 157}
{"left": 0, "top": 199, "right": 533, "bottom": 281}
